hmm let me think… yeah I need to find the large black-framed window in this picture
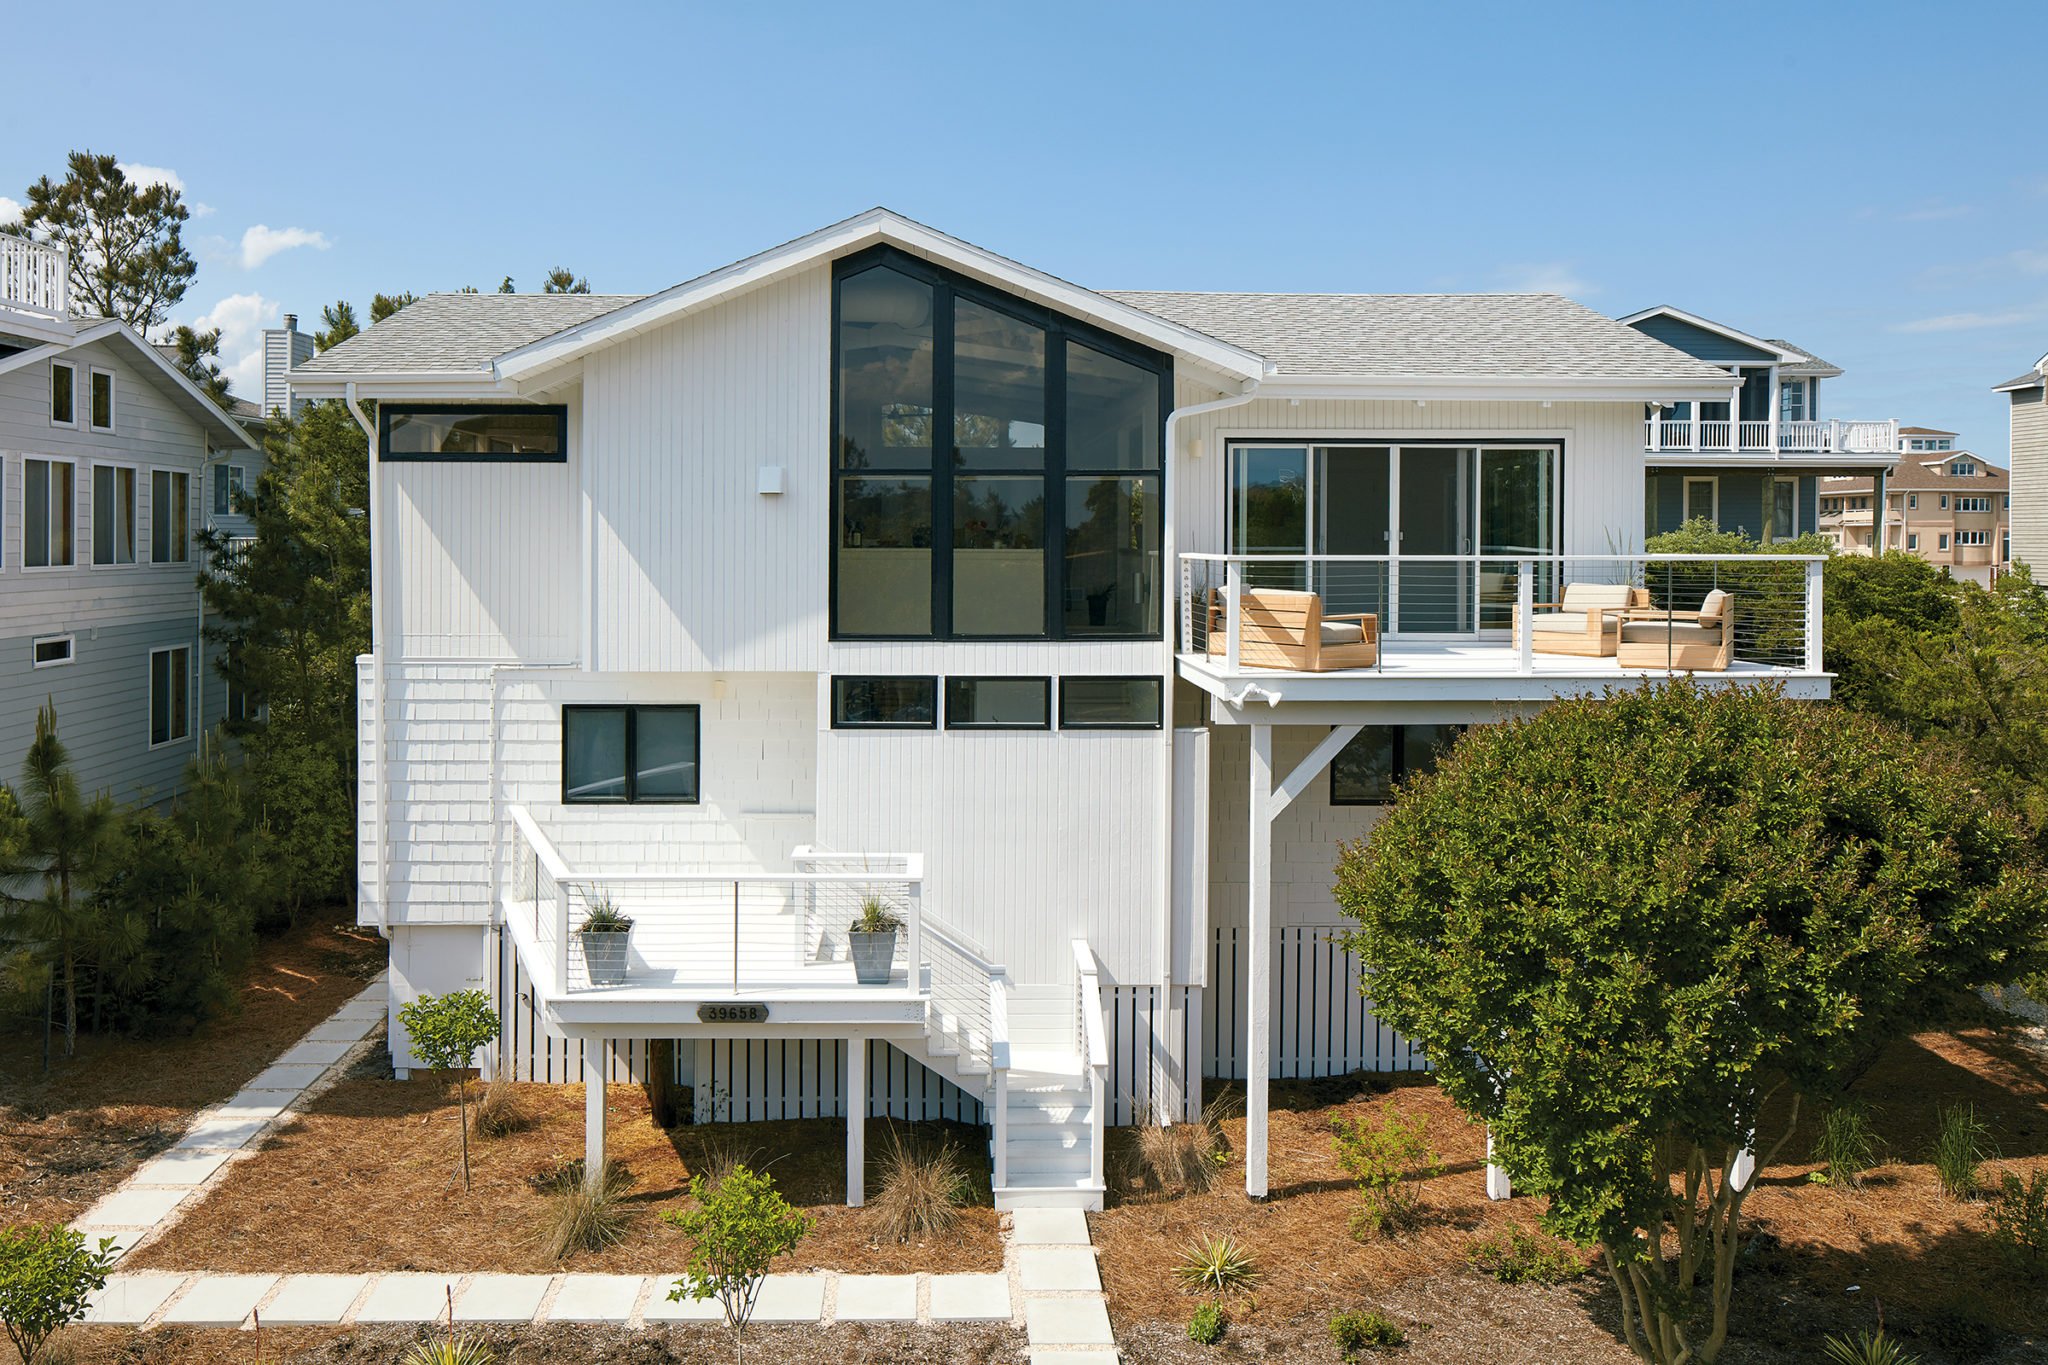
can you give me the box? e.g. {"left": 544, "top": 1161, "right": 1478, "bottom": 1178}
{"left": 1057, "top": 676, "right": 1163, "bottom": 730}
{"left": 945, "top": 677, "right": 1052, "bottom": 730}
{"left": 562, "top": 705, "right": 700, "bottom": 804}
{"left": 1330, "top": 725, "right": 1463, "bottom": 805}
{"left": 832, "top": 246, "right": 1169, "bottom": 641}
{"left": 380, "top": 404, "right": 569, "bottom": 462}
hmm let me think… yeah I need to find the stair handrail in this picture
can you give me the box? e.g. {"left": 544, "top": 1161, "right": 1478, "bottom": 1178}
{"left": 1072, "top": 939, "right": 1109, "bottom": 1192}
{"left": 989, "top": 974, "right": 1010, "bottom": 1190}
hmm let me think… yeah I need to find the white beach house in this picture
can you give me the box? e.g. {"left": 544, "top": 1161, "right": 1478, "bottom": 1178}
{"left": 290, "top": 209, "right": 1830, "bottom": 1210}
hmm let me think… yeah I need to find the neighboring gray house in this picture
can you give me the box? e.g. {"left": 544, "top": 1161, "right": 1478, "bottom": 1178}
{"left": 1996, "top": 351, "right": 2048, "bottom": 573}
{"left": 0, "top": 236, "right": 261, "bottom": 804}
{"left": 262, "top": 313, "right": 315, "bottom": 418}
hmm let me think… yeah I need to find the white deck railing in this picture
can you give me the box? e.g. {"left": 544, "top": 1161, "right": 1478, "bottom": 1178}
{"left": 1181, "top": 551, "right": 1825, "bottom": 675}
{"left": 1073, "top": 940, "right": 1109, "bottom": 1192}
{"left": 0, "top": 238, "right": 68, "bottom": 318}
{"left": 1647, "top": 416, "right": 1898, "bottom": 455}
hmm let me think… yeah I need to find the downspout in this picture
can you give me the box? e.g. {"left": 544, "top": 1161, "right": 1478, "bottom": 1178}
{"left": 344, "top": 384, "right": 390, "bottom": 939}
{"left": 1157, "top": 378, "right": 1261, "bottom": 1122}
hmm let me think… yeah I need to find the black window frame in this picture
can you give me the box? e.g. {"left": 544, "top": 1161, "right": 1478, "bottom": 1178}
{"left": 379, "top": 403, "right": 570, "bottom": 463}
{"left": 943, "top": 676, "right": 1052, "bottom": 731}
{"left": 50, "top": 361, "right": 76, "bottom": 427}
{"left": 1329, "top": 724, "right": 1465, "bottom": 806}
{"left": 1056, "top": 675, "right": 1164, "bottom": 730}
{"left": 829, "top": 244, "right": 1171, "bottom": 643}
{"left": 561, "top": 703, "right": 701, "bottom": 805}
{"left": 830, "top": 676, "right": 940, "bottom": 730}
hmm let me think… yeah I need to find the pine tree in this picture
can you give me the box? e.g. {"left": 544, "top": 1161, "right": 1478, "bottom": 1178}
{"left": 370, "top": 292, "right": 417, "bottom": 323}
{"left": 166, "top": 324, "right": 231, "bottom": 407}
{"left": 543, "top": 267, "right": 591, "bottom": 294}
{"left": 4, "top": 151, "right": 196, "bottom": 328}
{"left": 314, "top": 300, "right": 358, "bottom": 352}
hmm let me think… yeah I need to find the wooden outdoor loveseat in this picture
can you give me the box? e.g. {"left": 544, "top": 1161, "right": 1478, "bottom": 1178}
{"left": 1206, "top": 588, "right": 1379, "bottom": 671}
{"left": 1510, "top": 582, "right": 1649, "bottom": 657}
{"left": 1615, "top": 588, "right": 1734, "bottom": 672}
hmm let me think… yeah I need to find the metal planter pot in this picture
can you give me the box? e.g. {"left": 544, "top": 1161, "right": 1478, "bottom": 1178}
{"left": 579, "top": 926, "right": 633, "bottom": 985}
{"left": 848, "top": 929, "right": 898, "bottom": 986}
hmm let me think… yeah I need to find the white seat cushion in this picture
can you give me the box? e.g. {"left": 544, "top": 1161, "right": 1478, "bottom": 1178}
{"left": 1320, "top": 620, "right": 1365, "bottom": 645}
{"left": 1530, "top": 611, "right": 1600, "bottom": 633}
{"left": 1698, "top": 589, "right": 1731, "bottom": 621}
{"left": 1559, "top": 582, "right": 1635, "bottom": 611}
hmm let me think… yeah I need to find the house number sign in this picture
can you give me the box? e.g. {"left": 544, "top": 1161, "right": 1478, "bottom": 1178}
{"left": 698, "top": 1003, "right": 770, "bottom": 1024}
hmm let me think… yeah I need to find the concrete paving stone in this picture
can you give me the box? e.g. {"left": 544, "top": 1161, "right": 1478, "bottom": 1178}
{"left": 86, "top": 1273, "right": 186, "bottom": 1325}
{"left": 639, "top": 1277, "right": 723, "bottom": 1321}
{"left": 355, "top": 1273, "right": 462, "bottom": 1323}
{"left": 1028, "top": 1353, "right": 1121, "bottom": 1365}
{"left": 247, "top": 1061, "right": 328, "bottom": 1092}
{"left": 453, "top": 1273, "right": 551, "bottom": 1323}
{"left": 174, "top": 1116, "right": 273, "bottom": 1150}
{"left": 547, "top": 1274, "right": 644, "bottom": 1322}
{"left": 1010, "top": 1208, "right": 1092, "bottom": 1246}
{"left": 277, "top": 1039, "right": 354, "bottom": 1067}
{"left": 1018, "top": 1247, "right": 1100, "bottom": 1294}
{"left": 306, "top": 1018, "right": 376, "bottom": 1044}
{"left": 77, "top": 1187, "right": 189, "bottom": 1227}
{"left": 89, "top": 1227, "right": 146, "bottom": 1262}
{"left": 130, "top": 1150, "right": 232, "bottom": 1187}
{"left": 213, "top": 1092, "right": 289, "bottom": 1119}
{"left": 160, "top": 1273, "right": 277, "bottom": 1327}
{"left": 752, "top": 1274, "right": 827, "bottom": 1322}
{"left": 928, "top": 1272, "right": 1012, "bottom": 1322}
{"left": 832, "top": 1274, "right": 917, "bottom": 1322}
{"left": 1024, "top": 1297, "right": 1116, "bottom": 1347}
{"left": 258, "top": 1274, "right": 371, "bottom": 1325}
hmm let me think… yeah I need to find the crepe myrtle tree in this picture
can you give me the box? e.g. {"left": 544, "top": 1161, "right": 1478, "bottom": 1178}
{"left": 1334, "top": 681, "right": 2046, "bottom": 1365}
{"left": 398, "top": 989, "right": 500, "bottom": 1191}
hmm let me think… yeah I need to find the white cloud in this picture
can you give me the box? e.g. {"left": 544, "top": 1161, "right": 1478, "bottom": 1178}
{"left": 1496, "top": 262, "right": 1595, "bottom": 297}
{"left": 238, "top": 224, "right": 331, "bottom": 270}
{"left": 1892, "top": 308, "right": 2039, "bottom": 334}
{"left": 190, "top": 202, "right": 216, "bottom": 219}
{"left": 171, "top": 292, "right": 277, "bottom": 397}
{"left": 2012, "top": 249, "right": 2048, "bottom": 276}
{"left": 117, "top": 162, "right": 186, "bottom": 194}
{"left": 0, "top": 196, "right": 20, "bottom": 227}
{"left": 1895, "top": 199, "right": 1972, "bottom": 222}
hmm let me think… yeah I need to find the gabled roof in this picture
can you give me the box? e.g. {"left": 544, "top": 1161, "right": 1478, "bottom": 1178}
{"left": 1994, "top": 353, "right": 2047, "bottom": 392}
{"left": 1764, "top": 338, "right": 1842, "bottom": 379}
{"left": 1616, "top": 305, "right": 1843, "bottom": 375}
{"left": 0, "top": 317, "right": 257, "bottom": 449}
{"left": 294, "top": 292, "right": 643, "bottom": 377}
{"left": 1898, "top": 425, "right": 1959, "bottom": 436}
{"left": 1823, "top": 453, "right": 2006, "bottom": 494}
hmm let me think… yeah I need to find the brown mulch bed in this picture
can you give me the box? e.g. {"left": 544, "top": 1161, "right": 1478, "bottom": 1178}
{"left": 132, "top": 1072, "right": 1003, "bottom": 1275}
{"left": 60, "top": 1320, "right": 1024, "bottom": 1364}
{"left": 1096, "top": 1022, "right": 2048, "bottom": 1365}
{"left": 0, "top": 916, "right": 384, "bottom": 1226}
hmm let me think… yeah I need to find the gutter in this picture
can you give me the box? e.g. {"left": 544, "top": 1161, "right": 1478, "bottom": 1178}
{"left": 344, "top": 384, "right": 390, "bottom": 940}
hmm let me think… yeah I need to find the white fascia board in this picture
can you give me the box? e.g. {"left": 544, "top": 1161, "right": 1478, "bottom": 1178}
{"left": 1255, "top": 373, "right": 1739, "bottom": 404}
{"left": 1993, "top": 377, "right": 2045, "bottom": 394}
{"left": 0, "top": 312, "right": 80, "bottom": 347}
{"left": 1645, "top": 454, "right": 1901, "bottom": 471}
{"left": 1614, "top": 305, "right": 1802, "bottom": 364}
{"left": 70, "top": 319, "right": 260, "bottom": 450}
{"left": 0, "top": 340, "right": 68, "bottom": 381}
{"left": 493, "top": 208, "right": 1272, "bottom": 385}
{"left": 287, "top": 371, "right": 520, "bottom": 401}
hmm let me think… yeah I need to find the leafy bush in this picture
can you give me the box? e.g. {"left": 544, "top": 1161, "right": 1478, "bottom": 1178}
{"left": 537, "top": 1159, "right": 636, "bottom": 1260}
{"left": 1463, "top": 1223, "right": 1587, "bottom": 1284}
{"left": 1187, "top": 1299, "right": 1224, "bottom": 1345}
{"left": 0, "top": 1224, "right": 118, "bottom": 1365}
{"left": 1820, "top": 1328, "right": 1919, "bottom": 1365}
{"left": 1329, "top": 1309, "right": 1405, "bottom": 1355}
{"left": 1174, "top": 1235, "right": 1259, "bottom": 1299}
{"left": 1813, "top": 1102, "right": 1877, "bottom": 1191}
{"left": 1932, "top": 1103, "right": 1991, "bottom": 1199}
{"left": 1330, "top": 1105, "right": 1440, "bottom": 1237}
{"left": 866, "top": 1127, "right": 966, "bottom": 1243}
{"left": 662, "top": 1164, "right": 812, "bottom": 1360}
{"left": 1988, "top": 1171, "right": 2048, "bottom": 1277}
{"left": 397, "top": 989, "right": 501, "bottom": 1190}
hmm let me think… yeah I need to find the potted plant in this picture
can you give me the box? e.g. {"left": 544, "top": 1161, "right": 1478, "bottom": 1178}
{"left": 847, "top": 894, "right": 902, "bottom": 986}
{"left": 577, "top": 897, "right": 634, "bottom": 985}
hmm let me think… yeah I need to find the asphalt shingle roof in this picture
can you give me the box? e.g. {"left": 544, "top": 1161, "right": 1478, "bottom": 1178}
{"left": 1763, "top": 338, "right": 1842, "bottom": 378}
{"left": 294, "top": 292, "right": 641, "bottom": 375}
{"left": 1996, "top": 369, "right": 2045, "bottom": 391}
{"left": 1823, "top": 454, "right": 2007, "bottom": 494}
{"left": 1101, "top": 291, "right": 1732, "bottom": 382}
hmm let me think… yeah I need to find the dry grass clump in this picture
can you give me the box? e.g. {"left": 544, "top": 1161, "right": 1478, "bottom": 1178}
{"left": 866, "top": 1125, "right": 968, "bottom": 1243}
{"left": 534, "top": 1158, "right": 637, "bottom": 1260}
{"left": 1113, "top": 1093, "right": 1235, "bottom": 1201}
{"left": 689, "top": 1132, "right": 764, "bottom": 1192}
{"left": 472, "top": 1077, "right": 534, "bottom": 1139}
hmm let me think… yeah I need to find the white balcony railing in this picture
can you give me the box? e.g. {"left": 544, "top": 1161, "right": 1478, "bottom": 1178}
{"left": 1647, "top": 416, "right": 1898, "bottom": 456}
{"left": 1180, "top": 551, "right": 1825, "bottom": 675}
{"left": 0, "top": 237, "right": 69, "bottom": 318}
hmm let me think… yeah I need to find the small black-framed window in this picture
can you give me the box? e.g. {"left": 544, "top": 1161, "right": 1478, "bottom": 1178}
{"left": 379, "top": 404, "right": 569, "bottom": 462}
{"left": 1057, "top": 676, "right": 1162, "bottom": 729}
{"left": 945, "top": 677, "right": 1051, "bottom": 730}
{"left": 831, "top": 677, "right": 938, "bottom": 729}
{"left": 562, "top": 704, "right": 700, "bottom": 804}
{"left": 1330, "top": 725, "right": 1464, "bottom": 805}
{"left": 50, "top": 361, "right": 76, "bottom": 426}
{"left": 89, "top": 368, "right": 114, "bottom": 432}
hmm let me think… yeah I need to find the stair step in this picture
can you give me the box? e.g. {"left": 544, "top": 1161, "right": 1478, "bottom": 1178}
{"left": 1006, "top": 1104, "right": 1092, "bottom": 1127}
{"left": 1008, "top": 1130, "right": 1089, "bottom": 1154}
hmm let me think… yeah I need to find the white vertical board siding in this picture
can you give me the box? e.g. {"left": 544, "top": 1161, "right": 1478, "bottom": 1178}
{"left": 1206, "top": 724, "right": 1387, "bottom": 936}
{"left": 1170, "top": 728, "right": 1210, "bottom": 985}
{"left": 815, "top": 724, "right": 1164, "bottom": 989}
{"left": 583, "top": 266, "right": 831, "bottom": 673}
{"left": 1170, "top": 391, "right": 1646, "bottom": 557}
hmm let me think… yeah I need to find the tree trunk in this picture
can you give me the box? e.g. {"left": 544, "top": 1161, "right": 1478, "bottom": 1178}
{"left": 648, "top": 1039, "right": 679, "bottom": 1128}
{"left": 457, "top": 1075, "right": 472, "bottom": 1191}
{"left": 62, "top": 950, "right": 78, "bottom": 1057}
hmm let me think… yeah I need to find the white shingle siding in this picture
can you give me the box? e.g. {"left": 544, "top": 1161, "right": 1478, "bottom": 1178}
{"left": 2010, "top": 388, "right": 2048, "bottom": 572}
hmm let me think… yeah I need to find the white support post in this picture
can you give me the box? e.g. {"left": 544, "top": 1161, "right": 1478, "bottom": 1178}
{"left": 1649, "top": 407, "right": 1662, "bottom": 452}
{"left": 1246, "top": 723, "right": 1273, "bottom": 1199}
{"left": 846, "top": 1035, "right": 867, "bottom": 1207}
{"left": 1180, "top": 556, "right": 1194, "bottom": 654}
{"left": 1804, "top": 559, "right": 1824, "bottom": 672}
{"left": 583, "top": 1040, "right": 606, "bottom": 1191}
{"left": 1485, "top": 1128, "right": 1512, "bottom": 1201}
{"left": 1730, "top": 1146, "right": 1756, "bottom": 1193}
{"left": 1767, "top": 364, "right": 1781, "bottom": 452}
{"left": 1516, "top": 559, "right": 1534, "bottom": 675}
{"left": 1223, "top": 557, "right": 1242, "bottom": 673}
{"left": 555, "top": 884, "right": 573, "bottom": 996}
{"left": 905, "top": 878, "right": 922, "bottom": 991}
{"left": 992, "top": 1065, "right": 1009, "bottom": 1192}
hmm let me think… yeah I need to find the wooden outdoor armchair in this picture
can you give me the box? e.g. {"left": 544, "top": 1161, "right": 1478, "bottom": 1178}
{"left": 1205, "top": 588, "right": 1379, "bottom": 671}
{"left": 1510, "top": 582, "right": 1648, "bottom": 658}
{"left": 1616, "top": 589, "right": 1735, "bottom": 672}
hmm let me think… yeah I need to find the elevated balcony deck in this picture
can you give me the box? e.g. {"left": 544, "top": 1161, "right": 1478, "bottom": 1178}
{"left": 1645, "top": 417, "right": 1898, "bottom": 464}
{"left": 0, "top": 238, "right": 68, "bottom": 320}
{"left": 1178, "top": 552, "right": 1829, "bottom": 713}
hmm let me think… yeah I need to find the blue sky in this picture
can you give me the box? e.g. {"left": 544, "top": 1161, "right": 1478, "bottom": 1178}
{"left": 8, "top": 1, "right": 2043, "bottom": 457}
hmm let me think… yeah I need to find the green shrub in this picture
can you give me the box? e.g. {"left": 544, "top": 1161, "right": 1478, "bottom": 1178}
{"left": 1187, "top": 1299, "right": 1224, "bottom": 1345}
{"left": 397, "top": 989, "right": 501, "bottom": 1191}
{"left": 1931, "top": 1103, "right": 1992, "bottom": 1199}
{"left": 1820, "top": 1328, "right": 1919, "bottom": 1365}
{"left": 1329, "top": 1309, "right": 1405, "bottom": 1355}
{"left": 1988, "top": 1171, "right": 2048, "bottom": 1277}
{"left": 663, "top": 1164, "right": 812, "bottom": 1359}
{"left": 1813, "top": 1102, "right": 1877, "bottom": 1192}
{"left": 1174, "top": 1235, "right": 1259, "bottom": 1299}
{"left": 1464, "top": 1223, "right": 1587, "bottom": 1284}
{"left": 0, "top": 1224, "right": 118, "bottom": 1365}
{"left": 399, "top": 1335, "right": 496, "bottom": 1365}
{"left": 1330, "top": 1105, "right": 1440, "bottom": 1238}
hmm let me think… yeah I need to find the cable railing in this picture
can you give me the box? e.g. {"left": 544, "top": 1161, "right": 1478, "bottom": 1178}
{"left": 1181, "top": 551, "right": 1825, "bottom": 676}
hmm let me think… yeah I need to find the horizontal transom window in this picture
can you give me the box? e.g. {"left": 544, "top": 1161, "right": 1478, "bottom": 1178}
{"left": 1057, "top": 676, "right": 1162, "bottom": 730}
{"left": 563, "top": 705, "right": 700, "bottom": 804}
{"left": 944, "top": 677, "right": 1051, "bottom": 730}
{"left": 380, "top": 404, "right": 568, "bottom": 462}
{"left": 831, "top": 677, "right": 938, "bottom": 729}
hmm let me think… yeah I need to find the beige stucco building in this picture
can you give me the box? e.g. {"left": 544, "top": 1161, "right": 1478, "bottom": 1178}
{"left": 1819, "top": 446, "right": 2010, "bottom": 585}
